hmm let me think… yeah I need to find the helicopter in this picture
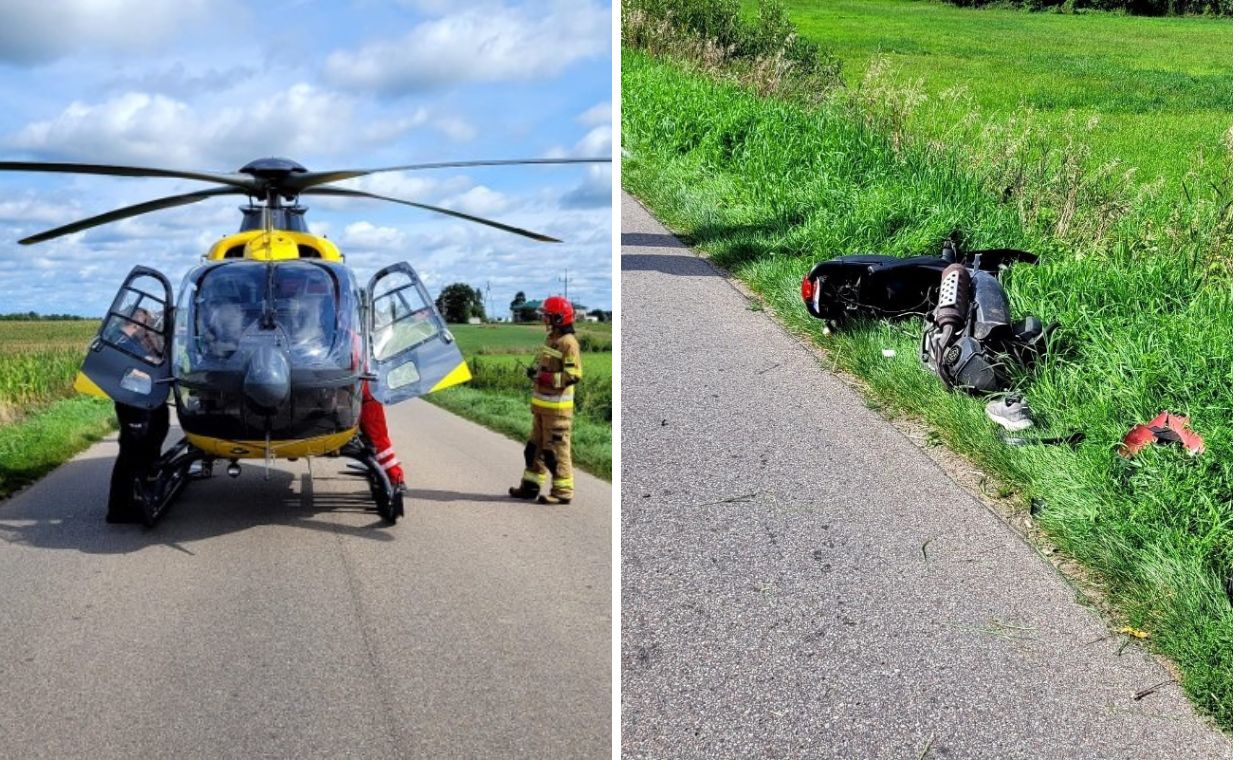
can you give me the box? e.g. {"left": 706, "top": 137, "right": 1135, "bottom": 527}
{"left": 0, "top": 155, "right": 608, "bottom": 526}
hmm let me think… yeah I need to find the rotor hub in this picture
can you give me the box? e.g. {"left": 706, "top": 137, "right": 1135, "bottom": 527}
{"left": 238, "top": 157, "right": 307, "bottom": 177}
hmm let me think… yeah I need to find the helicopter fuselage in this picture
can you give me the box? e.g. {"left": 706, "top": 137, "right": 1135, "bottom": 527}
{"left": 76, "top": 225, "right": 469, "bottom": 460}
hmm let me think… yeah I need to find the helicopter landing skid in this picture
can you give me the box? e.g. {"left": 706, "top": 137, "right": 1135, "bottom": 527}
{"left": 337, "top": 437, "right": 403, "bottom": 524}
{"left": 134, "top": 438, "right": 209, "bottom": 527}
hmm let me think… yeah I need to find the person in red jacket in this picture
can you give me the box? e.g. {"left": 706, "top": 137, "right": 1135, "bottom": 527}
{"left": 360, "top": 381, "right": 404, "bottom": 488}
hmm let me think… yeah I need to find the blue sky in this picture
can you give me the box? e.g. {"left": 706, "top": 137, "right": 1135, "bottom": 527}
{"left": 0, "top": 0, "right": 612, "bottom": 317}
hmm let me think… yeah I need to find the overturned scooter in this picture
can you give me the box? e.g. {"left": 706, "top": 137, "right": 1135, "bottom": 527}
{"left": 801, "top": 239, "right": 1050, "bottom": 395}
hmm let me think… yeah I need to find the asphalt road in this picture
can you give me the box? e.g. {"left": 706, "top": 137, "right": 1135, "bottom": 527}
{"left": 0, "top": 400, "right": 610, "bottom": 759}
{"left": 619, "top": 193, "right": 1228, "bottom": 759}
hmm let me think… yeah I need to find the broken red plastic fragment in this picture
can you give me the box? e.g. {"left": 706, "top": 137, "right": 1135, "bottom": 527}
{"left": 1120, "top": 424, "right": 1157, "bottom": 457}
{"left": 1119, "top": 411, "right": 1205, "bottom": 458}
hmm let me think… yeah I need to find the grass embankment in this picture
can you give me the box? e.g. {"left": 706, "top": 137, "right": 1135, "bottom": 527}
{"left": 767, "top": 0, "right": 1232, "bottom": 181}
{"left": 426, "top": 322, "right": 613, "bottom": 479}
{"left": 0, "top": 321, "right": 114, "bottom": 497}
{"left": 621, "top": 25, "right": 1231, "bottom": 727}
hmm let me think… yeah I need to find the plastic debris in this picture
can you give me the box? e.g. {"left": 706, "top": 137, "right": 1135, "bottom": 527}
{"left": 881, "top": 348, "right": 896, "bottom": 358}
{"left": 1119, "top": 626, "right": 1150, "bottom": 640}
{"left": 1120, "top": 411, "right": 1204, "bottom": 458}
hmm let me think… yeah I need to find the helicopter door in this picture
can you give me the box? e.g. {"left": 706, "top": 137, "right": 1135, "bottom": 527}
{"left": 80, "top": 266, "right": 174, "bottom": 409}
{"left": 367, "top": 263, "right": 469, "bottom": 405}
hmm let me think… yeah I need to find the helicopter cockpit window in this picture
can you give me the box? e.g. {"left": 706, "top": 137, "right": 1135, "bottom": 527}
{"left": 194, "top": 265, "right": 265, "bottom": 360}
{"left": 372, "top": 271, "right": 439, "bottom": 362}
{"left": 187, "top": 261, "right": 356, "bottom": 371}
{"left": 271, "top": 263, "right": 338, "bottom": 360}
{"left": 100, "top": 274, "right": 168, "bottom": 365}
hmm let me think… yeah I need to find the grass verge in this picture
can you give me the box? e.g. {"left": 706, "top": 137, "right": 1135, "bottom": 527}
{"left": 622, "top": 46, "right": 1231, "bottom": 727}
{"left": 0, "top": 396, "right": 115, "bottom": 497}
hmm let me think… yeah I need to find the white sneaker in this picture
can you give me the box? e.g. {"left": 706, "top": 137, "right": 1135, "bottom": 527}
{"left": 986, "top": 396, "right": 1034, "bottom": 432}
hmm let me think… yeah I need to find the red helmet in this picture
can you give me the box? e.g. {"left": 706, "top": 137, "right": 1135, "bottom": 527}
{"left": 540, "top": 295, "right": 574, "bottom": 326}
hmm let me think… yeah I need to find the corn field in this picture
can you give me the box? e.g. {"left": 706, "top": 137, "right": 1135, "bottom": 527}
{"left": 0, "top": 321, "right": 97, "bottom": 421}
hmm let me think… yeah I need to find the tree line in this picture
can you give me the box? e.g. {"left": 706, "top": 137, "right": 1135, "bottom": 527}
{"left": 0, "top": 312, "right": 95, "bottom": 321}
{"left": 943, "top": 0, "right": 1229, "bottom": 14}
{"left": 435, "top": 285, "right": 610, "bottom": 324}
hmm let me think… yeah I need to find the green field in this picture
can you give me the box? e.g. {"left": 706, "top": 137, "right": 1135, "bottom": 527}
{"left": 765, "top": 0, "right": 1232, "bottom": 181}
{"left": 0, "top": 320, "right": 114, "bottom": 496}
{"left": 427, "top": 322, "right": 613, "bottom": 479}
{"left": 623, "top": 0, "right": 1231, "bottom": 726}
{"left": 449, "top": 320, "right": 613, "bottom": 354}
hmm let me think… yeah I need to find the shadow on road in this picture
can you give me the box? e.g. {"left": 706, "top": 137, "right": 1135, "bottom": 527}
{"left": 620, "top": 231, "right": 684, "bottom": 249}
{"left": 621, "top": 253, "right": 723, "bottom": 277}
{"left": 411, "top": 488, "right": 519, "bottom": 504}
{"left": 0, "top": 455, "right": 396, "bottom": 555}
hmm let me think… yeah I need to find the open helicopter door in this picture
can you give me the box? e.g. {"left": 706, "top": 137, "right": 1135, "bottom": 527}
{"left": 366, "top": 263, "right": 470, "bottom": 405}
{"left": 76, "top": 266, "right": 174, "bottom": 409}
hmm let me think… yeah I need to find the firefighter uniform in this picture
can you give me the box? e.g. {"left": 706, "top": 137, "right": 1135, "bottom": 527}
{"left": 517, "top": 330, "right": 582, "bottom": 502}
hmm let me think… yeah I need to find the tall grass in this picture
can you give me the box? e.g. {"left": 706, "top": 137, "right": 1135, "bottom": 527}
{"left": 0, "top": 321, "right": 98, "bottom": 423}
{"left": 465, "top": 355, "right": 613, "bottom": 424}
{"left": 0, "top": 321, "right": 113, "bottom": 496}
{"left": 621, "top": 8, "right": 1231, "bottom": 726}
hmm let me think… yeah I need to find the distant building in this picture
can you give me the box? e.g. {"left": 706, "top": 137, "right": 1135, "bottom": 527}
{"left": 511, "top": 299, "right": 589, "bottom": 323}
{"left": 512, "top": 299, "right": 542, "bottom": 323}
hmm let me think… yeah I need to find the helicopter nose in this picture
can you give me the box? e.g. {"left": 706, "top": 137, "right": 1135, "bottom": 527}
{"left": 243, "top": 345, "right": 290, "bottom": 409}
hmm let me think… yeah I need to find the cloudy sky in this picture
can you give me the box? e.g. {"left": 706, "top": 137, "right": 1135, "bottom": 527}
{"left": 0, "top": 0, "right": 612, "bottom": 317}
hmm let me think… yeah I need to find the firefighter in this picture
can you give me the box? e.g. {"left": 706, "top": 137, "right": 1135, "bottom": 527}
{"left": 508, "top": 295, "right": 582, "bottom": 505}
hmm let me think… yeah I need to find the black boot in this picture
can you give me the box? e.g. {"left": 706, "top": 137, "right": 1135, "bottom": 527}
{"left": 508, "top": 482, "right": 540, "bottom": 500}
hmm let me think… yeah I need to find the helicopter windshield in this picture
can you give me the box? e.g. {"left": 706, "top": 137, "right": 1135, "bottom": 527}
{"left": 180, "top": 260, "right": 359, "bottom": 373}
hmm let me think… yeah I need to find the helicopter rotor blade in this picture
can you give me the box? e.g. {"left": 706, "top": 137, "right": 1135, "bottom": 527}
{"left": 289, "top": 157, "right": 611, "bottom": 191}
{"left": 302, "top": 186, "right": 562, "bottom": 243}
{"left": 18, "top": 186, "right": 246, "bottom": 245}
{"left": 0, "top": 161, "right": 258, "bottom": 190}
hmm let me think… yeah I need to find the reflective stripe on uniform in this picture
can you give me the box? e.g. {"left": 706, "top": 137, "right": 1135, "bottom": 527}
{"left": 522, "top": 470, "right": 547, "bottom": 484}
{"left": 376, "top": 447, "right": 397, "bottom": 462}
{"left": 552, "top": 478, "right": 573, "bottom": 488}
{"left": 539, "top": 346, "right": 563, "bottom": 359}
{"left": 531, "top": 392, "right": 573, "bottom": 410}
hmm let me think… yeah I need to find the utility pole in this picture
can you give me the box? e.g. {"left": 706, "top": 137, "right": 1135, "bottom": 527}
{"left": 562, "top": 269, "right": 570, "bottom": 303}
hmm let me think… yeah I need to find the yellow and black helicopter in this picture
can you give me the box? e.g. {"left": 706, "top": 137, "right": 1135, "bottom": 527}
{"left": 0, "top": 155, "right": 607, "bottom": 525}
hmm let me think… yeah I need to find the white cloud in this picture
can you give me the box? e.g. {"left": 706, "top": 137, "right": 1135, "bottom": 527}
{"left": 0, "top": 196, "right": 76, "bottom": 225}
{"left": 102, "top": 62, "right": 258, "bottom": 97}
{"left": 433, "top": 116, "right": 478, "bottom": 142}
{"left": 6, "top": 84, "right": 475, "bottom": 174}
{"left": 341, "top": 221, "right": 408, "bottom": 252}
{"left": 560, "top": 164, "right": 610, "bottom": 209}
{"left": 323, "top": 2, "right": 609, "bottom": 94}
{"left": 574, "top": 126, "right": 611, "bottom": 157}
{"left": 7, "top": 84, "right": 407, "bottom": 169}
{"left": 441, "top": 185, "right": 511, "bottom": 216}
{"left": 0, "top": 0, "right": 222, "bottom": 63}
{"left": 544, "top": 125, "right": 612, "bottom": 160}
{"left": 359, "top": 109, "right": 431, "bottom": 144}
{"left": 576, "top": 102, "right": 611, "bottom": 127}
